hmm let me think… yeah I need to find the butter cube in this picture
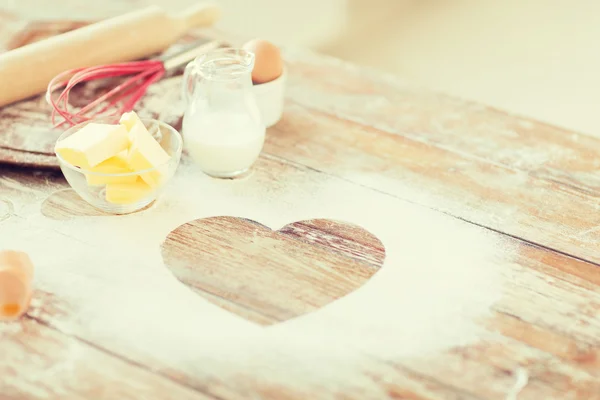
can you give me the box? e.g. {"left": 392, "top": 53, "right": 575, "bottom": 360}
{"left": 120, "top": 112, "right": 170, "bottom": 188}
{"left": 119, "top": 111, "right": 144, "bottom": 133}
{"left": 85, "top": 150, "right": 138, "bottom": 186}
{"left": 105, "top": 178, "right": 154, "bottom": 204}
{"left": 55, "top": 123, "right": 129, "bottom": 169}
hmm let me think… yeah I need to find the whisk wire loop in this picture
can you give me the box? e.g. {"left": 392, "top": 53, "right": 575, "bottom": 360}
{"left": 46, "top": 60, "right": 165, "bottom": 127}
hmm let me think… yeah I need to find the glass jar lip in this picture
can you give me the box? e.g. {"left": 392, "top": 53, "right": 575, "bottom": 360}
{"left": 193, "top": 48, "right": 255, "bottom": 80}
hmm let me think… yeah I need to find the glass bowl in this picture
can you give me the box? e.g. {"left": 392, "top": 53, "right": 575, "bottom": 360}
{"left": 54, "top": 118, "right": 182, "bottom": 215}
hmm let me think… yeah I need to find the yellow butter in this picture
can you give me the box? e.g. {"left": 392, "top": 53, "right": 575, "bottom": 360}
{"left": 105, "top": 177, "right": 154, "bottom": 205}
{"left": 85, "top": 150, "right": 138, "bottom": 186}
{"left": 55, "top": 123, "right": 129, "bottom": 169}
{"left": 119, "top": 111, "right": 144, "bottom": 133}
{"left": 120, "top": 112, "right": 171, "bottom": 188}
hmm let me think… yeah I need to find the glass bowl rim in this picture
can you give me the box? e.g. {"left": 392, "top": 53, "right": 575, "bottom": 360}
{"left": 54, "top": 117, "right": 183, "bottom": 177}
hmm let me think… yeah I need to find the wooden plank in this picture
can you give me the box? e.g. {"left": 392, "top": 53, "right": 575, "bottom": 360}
{"left": 263, "top": 97, "right": 600, "bottom": 266}
{"left": 402, "top": 336, "right": 600, "bottom": 400}
{"left": 23, "top": 288, "right": 599, "bottom": 400}
{"left": 3, "top": 20, "right": 92, "bottom": 51}
{"left": 0, "top": 147, "right": 60, "bottom": 170}
{"left": 0, "top": 168, "right": 66, "bottom": 218}
{"left": 281, "top": 48, "right": 598, "bottom": 180}
{"left": 274, "top": 49, "right": 600, "bottom": 265}
{"left": 0, "top": 316, "right": 213, "bottom": 400}
{"left": 487, "top": 312, "right": 600, "bottom": 375}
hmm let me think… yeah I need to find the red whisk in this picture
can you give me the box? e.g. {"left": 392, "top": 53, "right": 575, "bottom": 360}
{"left": 46, "top": 39, "right": 225, "bottom": 127}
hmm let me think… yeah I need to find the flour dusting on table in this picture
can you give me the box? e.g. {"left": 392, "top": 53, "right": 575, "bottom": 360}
{"left": 1, "top": 156, "right": 512, "bottom": 389}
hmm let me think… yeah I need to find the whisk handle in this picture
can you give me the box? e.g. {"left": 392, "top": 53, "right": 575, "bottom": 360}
{"left": 161, "top": 39, "right": 227, "bottom": 71}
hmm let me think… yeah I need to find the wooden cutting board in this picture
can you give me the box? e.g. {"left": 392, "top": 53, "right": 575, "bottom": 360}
{"left": 0, "top": 19, "right": 205, "bottom": 169}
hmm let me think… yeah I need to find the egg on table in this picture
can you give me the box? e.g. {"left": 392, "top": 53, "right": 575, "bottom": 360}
{"left": 0, "top": 250, "right": 34, "bottom": 321}
{"left": 243, "top": 39, "right": 284, "bottom": 84}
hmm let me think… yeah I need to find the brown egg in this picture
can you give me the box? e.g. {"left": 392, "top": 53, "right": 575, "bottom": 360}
{"left": 243, "top": 39, "right": 284, "bottom": 84}
{"left": 0, "top": 250, "right": 34, "bottom": 321}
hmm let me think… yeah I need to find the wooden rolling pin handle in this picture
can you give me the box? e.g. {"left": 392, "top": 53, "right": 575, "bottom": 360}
{"left": 174, "top": 2, "right": 222, "bottom": 31}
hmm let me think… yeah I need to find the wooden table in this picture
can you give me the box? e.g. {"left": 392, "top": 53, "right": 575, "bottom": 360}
{"left": 1, "top": 3, "right": 600, "bottom": 400}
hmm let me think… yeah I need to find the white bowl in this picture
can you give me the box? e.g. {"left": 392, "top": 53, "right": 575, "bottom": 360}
{"left": 252, "top": 67, "right": 286, "bottom": 128}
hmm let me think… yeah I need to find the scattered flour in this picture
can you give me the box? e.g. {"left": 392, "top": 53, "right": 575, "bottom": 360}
{"left": 506, "top": 368, "right": 529, "bottom": 400}
{"left": 0, "top": 156, "right": 512, "bottom": 392}
{"left": 0, "top": 198, "right": 13, "bottom": 222}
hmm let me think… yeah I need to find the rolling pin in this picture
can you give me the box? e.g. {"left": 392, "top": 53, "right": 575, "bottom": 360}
{"left": 0, "top": 2, "right": 221, "bottom": 108}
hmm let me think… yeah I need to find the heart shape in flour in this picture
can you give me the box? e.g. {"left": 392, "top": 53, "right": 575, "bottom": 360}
{"left": 161, "top": 217, "right": 385, "bottom": 325}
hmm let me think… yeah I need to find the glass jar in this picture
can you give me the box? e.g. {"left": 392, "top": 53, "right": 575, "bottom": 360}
{"left": 182, "top": 48, "right": 265, "bottom": 178}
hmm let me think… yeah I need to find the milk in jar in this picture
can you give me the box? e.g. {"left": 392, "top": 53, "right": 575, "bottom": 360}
{"left": 183, "top": 112, "right": 265, "bottom": 177}
{"left": 181, "top": 48, "right": 265, "bottom": 178}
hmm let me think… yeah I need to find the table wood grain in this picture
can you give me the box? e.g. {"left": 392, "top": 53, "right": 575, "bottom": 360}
{"left": 1, "top": 3, "right": 600, "bottom": 400}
